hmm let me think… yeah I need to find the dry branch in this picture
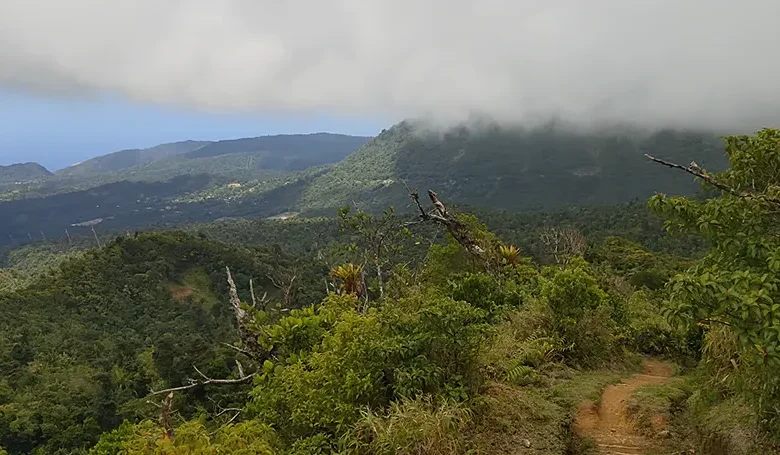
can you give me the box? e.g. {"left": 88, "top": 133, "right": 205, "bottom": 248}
{"left": 226, "top": 267, "right": 263, "bottom": 359}
{"left": 150, "top": 366, "right": 258, "bottom": 395}
{"left": 539, "top": 227, "right": 587, "bottom": 265}
{"left": 161, "top": 392, "right": 175, "bottom": 441}
{"left": 249, "top": 278, "right": 257, "bottom": 308}
{"left": 207, "top": 396, "right": 244, "bottom": 425}
{"left": 645, "top": 154, "right": 780, "bottom": 205}
{"left": 405, "top": 187, "right": 484, "bottom": 257}
{"left": 268, "top": 272, "right": 297, "bottom": 307}
{"left": 148, "top": 269, "right": 266, "bottom": 399}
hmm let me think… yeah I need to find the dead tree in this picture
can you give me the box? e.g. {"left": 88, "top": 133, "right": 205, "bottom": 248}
{"left": 208, "top": 396, "right": 243, "bottom": 425}
{"left": 161, "top": 392, "right": 175, "bottom": 441}
{"left": 226, "top": 267, "right": 263, "bottom": 360}
{"left": 539, "top": 227, "right": 587, "bottom": 265}
{"left": 248, "top": 278, "right": 268, "bottom": 309}
{"left": 91, "top": 226, "right": 102, "bottom": 248}
{"left": 150, "top": 267, "right": 272, "bottom": 396}
{"left": 268, "top": 270, "right": 297, "bottom": 308}
{"left": 150, "top": 365, "right": 257, "bottom": 395}
{"left": 405, "top": 187, "right": 484, "bottom": 257}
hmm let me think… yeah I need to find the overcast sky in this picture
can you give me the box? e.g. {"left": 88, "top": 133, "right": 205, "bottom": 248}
{"left": 2, "top": 0, "right": 780, "bottom": 167}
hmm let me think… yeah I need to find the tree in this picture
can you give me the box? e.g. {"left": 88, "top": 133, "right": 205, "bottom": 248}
{"left": 337, "top": 206, "right": 415, "bottom": 300}
{"left": 648, "top": 128, "right": 780, "bottom": 431}
{"left": 538, "top": 226, "right": 588, "bottom": 265}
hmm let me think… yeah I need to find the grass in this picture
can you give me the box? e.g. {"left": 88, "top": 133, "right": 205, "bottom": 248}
{"left": 352, "top": 396, "right": 472, "bottom": 455}
{"left": 690, "top": 395, "right": 779, "bottom": 455}
{"left": 168, "top": 267, "right": 219, "bottom": 310}
{"left": 626, "top": 378, "right": 689, "bottom": 437}
{"left": 464, "top": 362, "right": 640, "bottom": 455}
{"left": 625, "top": 373, "right": 780, "bottom": 455}
{"left": 464, "top": 300, "right": 643, "bottom": 454}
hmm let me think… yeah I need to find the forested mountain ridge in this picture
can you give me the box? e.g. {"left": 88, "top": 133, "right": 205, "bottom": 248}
{"left": 0, "top": 133, "right": 371, "bottom": 204}
{"left": 300, "top": 121, "right": 730, "bottom": 212}
{"left": 57, "top": 133, "right": 370, "bottom": 179}
{"left": 0, "top": 122, "right": 731, "bottom": 250}
{"left": 183, "top": 133, "right": 372, "bottom": 171}
{"left": 56, "top": 140, "right": 211, "bottom": 177}
{"left": 0, "top": 163, "right": 52, "bottom": 185}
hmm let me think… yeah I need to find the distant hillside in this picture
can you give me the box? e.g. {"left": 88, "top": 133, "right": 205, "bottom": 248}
{"left": 56, "top": 140, "right": 211, "bottom": 177}
{"left": 0, "top": 121, "right": 734, "bottom": 247}
{"left": 299, "top": 121, "right": 729, "bottom": 211}
{"left": 57, "top": 133, "right": 371, "bottom": 179}
{"left": 0, "top": 166, "right": 330, "bottom": 248}
{"left": 0, "top": 162, "right": 52, "bottom": 185}
{"left": 184, "top": 133, "right": 372, "bottom": 171}
{"left": 0, "top": 133, "right": 371, "bottom": 202}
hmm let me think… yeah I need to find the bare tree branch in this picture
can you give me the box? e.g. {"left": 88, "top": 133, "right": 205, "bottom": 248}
{"left": 645, "top": 154, "right": 780, "bottom": 205}
{"left": 207, "top": 397, "right": 244, "bottom": 427}
{"left": 539, "top": 227, "right": 587, "bottom": 265}
{"left": 226, "top": 267, "right": 247, "bottom": 324}
{"left": 267, "top": 271, "right": 297, "bottom": 307}
{"left": 249, "top": 278, "right": 257, "bottom": 308}
{"left": 221, "top": 342, "right": 253, "bottom": 357}
{"left": 224, "top": 411, "right": 242, "bottom": 426}
{"left": 150, "top": 367, "right": 258, "bottom": 395}
{"left": 405, "top": 189, "right": 484, "bottom": 257}
{"left": 226, "top": 267, "right": 264, "bottom": 359}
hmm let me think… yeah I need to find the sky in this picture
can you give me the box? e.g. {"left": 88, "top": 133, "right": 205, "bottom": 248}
{"left": 0, "top": 91, "right": 386, "bottom": 170}
{"left": 2, "top": 0, "right": 780, "bottom": 169}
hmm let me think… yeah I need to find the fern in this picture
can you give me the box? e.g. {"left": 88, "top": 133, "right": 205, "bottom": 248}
{"left": 506, "top": 363, "right": 539, "bottom": 386}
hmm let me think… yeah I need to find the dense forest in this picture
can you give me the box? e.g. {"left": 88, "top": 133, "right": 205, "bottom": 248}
{"left": 0, "top": 122, "right": 729, "bottom": 250}
{"left": 299, "top": 122, "right": 729, "bottom": 212}
{"left": 0, "top": 128, "right": 778, "bottom": 454}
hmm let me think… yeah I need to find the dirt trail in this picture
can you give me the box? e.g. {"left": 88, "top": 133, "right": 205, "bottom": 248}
{"left": 574, "top": 360, "right": 674, "bottom": 455}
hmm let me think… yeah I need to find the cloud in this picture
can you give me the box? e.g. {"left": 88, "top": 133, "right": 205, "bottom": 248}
{"left": 1, "top": 0, "right": 779, "bottom": 130}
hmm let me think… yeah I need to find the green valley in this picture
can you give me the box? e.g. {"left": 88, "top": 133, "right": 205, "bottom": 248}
{"left": 0, "top": 126, "right": 778, "bottom": 455}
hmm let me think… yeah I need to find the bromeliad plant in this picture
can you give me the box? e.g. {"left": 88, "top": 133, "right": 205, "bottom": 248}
{"left": 498, "top": 245, "right": 521, "bottom": 265}
{"left": 331, "top": 263, "right": 365, "bottom": 298}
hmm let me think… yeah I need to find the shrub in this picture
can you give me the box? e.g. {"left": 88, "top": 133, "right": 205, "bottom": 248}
{"left": 448, "top": 272, "right": 523, "bottom": 314}
{"left": 541, "top": 258, "right": 615, "bottom": 366}
{"left": 247, "top": 291, "right": 489, "bottom": 449}
{"left": 479, "top": 300, "right": 558, "bottom": 378}
{"left": 89, "top": 420, "right": 279, "bottom": 454}
{"left": 348, "top": 396, "right": 471, "bottom": 455}
{"left": 621, "top": 291, "right": 697, "bottom": 357}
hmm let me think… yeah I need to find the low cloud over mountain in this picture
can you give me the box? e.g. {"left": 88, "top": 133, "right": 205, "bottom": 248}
{"left": 2, "top": 0, "right": 779, "bottom": 130}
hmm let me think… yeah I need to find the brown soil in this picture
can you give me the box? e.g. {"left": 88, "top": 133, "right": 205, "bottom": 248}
{"left": 169, "top": 284, "right": 193, "bottom": 301}
{"left": 574, "top": 360, "right": 674, "bottom": 455}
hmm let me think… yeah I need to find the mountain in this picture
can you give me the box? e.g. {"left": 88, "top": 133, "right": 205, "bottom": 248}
{"left": 298, "top": 121, "right": 729, "bottom": 212}
{"left": 56, "top": 133, "right": 371, "bottom": 179}
{"left": 0, "top": 133, "right": 371, "bottom": 204}
{"left": 0, "top": 121, "right": 732, "bottom": 248}
{"left": 56, "top": 140, "right": 211, "bottom": 177}
{"left": 183, "top": 133, "right": 372, "bottom": 171}
{"left": 0, "top": 162, "right": 52, "bottom": 185}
